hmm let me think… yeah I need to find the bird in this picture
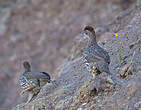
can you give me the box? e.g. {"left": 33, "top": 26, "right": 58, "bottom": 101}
{"left": 82, "top": 25, "right": 114, "bottom": 84}
{"left": 19, "top": 61, "right": 51, "bottom": 104}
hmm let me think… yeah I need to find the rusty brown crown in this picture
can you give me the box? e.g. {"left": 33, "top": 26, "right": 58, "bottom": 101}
{"left": 23, "top": 61, "right": 31, "bottom": 69}
{"left": 84, "top": 25, "right": 95, "bottom": 33}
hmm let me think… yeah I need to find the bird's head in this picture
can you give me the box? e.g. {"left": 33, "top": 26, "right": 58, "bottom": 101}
{"left": 81, "top": 25, "right": 97, "bottom": 43}
{"left": 23, "top": 61, "right": 31, "bottom": 72}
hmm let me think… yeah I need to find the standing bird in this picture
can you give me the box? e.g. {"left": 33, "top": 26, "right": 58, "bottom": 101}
{"left": 19, "top": 61, "right": 51, "bottom": 104}
{"left": 82, "top": 26, "right": 114, "bottom": 84}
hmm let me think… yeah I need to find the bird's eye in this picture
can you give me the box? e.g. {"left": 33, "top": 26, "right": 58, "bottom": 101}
{"left": 85, "top": 31, "right": 88, "bottom": 35}
{"left": 81, "top": 31, "right": 88, "bottom": 35}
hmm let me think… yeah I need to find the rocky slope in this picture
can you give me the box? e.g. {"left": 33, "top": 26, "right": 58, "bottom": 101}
{"left": 14, "top": 4, "right": 141, "bottom": 110}
{"left": 0, "top": 0, "right": 139, "bottom": 110}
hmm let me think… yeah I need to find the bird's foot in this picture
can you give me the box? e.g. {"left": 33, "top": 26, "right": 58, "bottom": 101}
{"left": 26, "top": 93, "right": 34, "bottom": 104}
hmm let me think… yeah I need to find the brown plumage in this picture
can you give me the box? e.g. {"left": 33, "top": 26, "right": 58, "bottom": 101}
{"left": 84, "top": 26, "right": 95, "bottom": 33}
{"left": 19, "top": 61, "right": 51, "bottom": 104}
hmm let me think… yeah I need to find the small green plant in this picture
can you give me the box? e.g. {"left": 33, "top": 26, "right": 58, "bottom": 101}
{"left": 128, "top": 51, "right": 135, "bottom": 64}
{"left": 128, "top": 57, "right": 132, "bottom": 64}
{"left": 136, "top": 0, "right": 141, "bottom": 6}
{"left": 118, "top": 48, "right": 123, "bottom": 64}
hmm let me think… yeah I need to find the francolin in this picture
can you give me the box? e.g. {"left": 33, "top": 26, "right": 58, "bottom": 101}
{"left": 82, "top": 25, "right": 114, "bottom": 84}
{"left": 19, "top": 61, "right": 51, "bottom": 104}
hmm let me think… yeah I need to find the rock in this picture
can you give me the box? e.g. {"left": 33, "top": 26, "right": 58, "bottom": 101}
{"left": 0, "top": 0, "right": 139, "bottom": 110}
{"left": 14, "top": 4, "right": 141, "bottom": 110}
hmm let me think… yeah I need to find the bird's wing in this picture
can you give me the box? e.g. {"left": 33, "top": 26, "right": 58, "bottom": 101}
{"left": 84, "top": 52, "right": 103, "bottom": 63}
{"left": 83, "top": 45, "right": 104, "bottom": 63}
{"left": 94, "top": 45, "right": 110, "bottom": 64}
{"left": 25, "top": 72, "right": 51, "bottom": 80}
{"left": 83, "top": 43, "right": 110, "bottom": 64}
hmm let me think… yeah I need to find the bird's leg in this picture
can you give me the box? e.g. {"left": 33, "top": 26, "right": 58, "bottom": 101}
{"left": 26, "top": 92, "right": 34, "bottom": 104}
{"left": 18, "top": 92, "right": 35, "bottom": 108}
{"left": 20, "top": 89, "right": 29, "bottom": 96}
{"left": 20, "top": 86, "right": 34, "bottom": 96}
{"left": 15, "top": 93, "right": 34, "bottom": 109}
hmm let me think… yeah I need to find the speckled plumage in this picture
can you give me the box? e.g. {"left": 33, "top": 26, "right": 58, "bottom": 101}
{"left": 82, "top": 26, "right": 111, "bottom": 75}
{"left": 83, "top": 42, "right": 111, "bottom": 74}
{"left": 19, "top": 61, "right": 51, "bottom": 104}
{"left": 83, "top": 42, "right": 110, "bottom": 64}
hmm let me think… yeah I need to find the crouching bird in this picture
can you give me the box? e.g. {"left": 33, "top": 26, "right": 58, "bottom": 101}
{"left": 19, "top": 61, "right": 51, "bottom": 104}
{"left": 82, "top": 25, "right": 115, "bottom": 84}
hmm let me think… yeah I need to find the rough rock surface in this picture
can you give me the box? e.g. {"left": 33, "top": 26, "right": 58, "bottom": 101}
{"left": 0, "top": 0, "right": 140, "bottom": 110}
{"left": 14, "top": 4, "right": 141, "bottom": 110}
{"left": 0, "top": 0, "right": 126, "bottom": 109}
